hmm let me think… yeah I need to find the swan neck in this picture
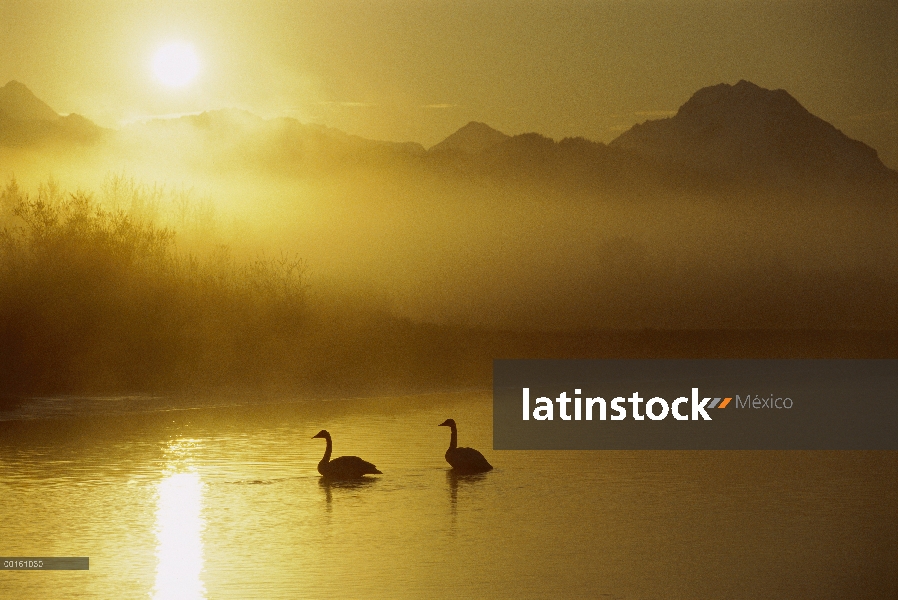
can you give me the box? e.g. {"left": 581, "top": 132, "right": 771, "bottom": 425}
{"left": 321, "top": 434, "right": 332, "bottom": 464}
{"left": 448, "top": 425, "right": 457, "bottom": 450}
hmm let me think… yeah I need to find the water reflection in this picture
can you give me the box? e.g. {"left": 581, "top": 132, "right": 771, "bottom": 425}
{"left": 318, "top": 476, "right": 378, "bottom": 508}
{"left": 152, "top": 440, "right": 206, "bottom": 600}
{"left": 447, "top": 469, "right": 488, "bottom": 523}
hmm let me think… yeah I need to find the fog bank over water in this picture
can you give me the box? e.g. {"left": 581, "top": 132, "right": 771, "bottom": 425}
{"left": 4, "top": 164, "right": 895, "bottom": 332}
{"left": 255, "top": 174, "right": 897, "bottom": 330}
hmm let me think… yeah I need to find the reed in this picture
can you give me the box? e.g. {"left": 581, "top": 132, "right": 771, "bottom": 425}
{"left": 0, "top": 178, "right": 307, "bottom": 393}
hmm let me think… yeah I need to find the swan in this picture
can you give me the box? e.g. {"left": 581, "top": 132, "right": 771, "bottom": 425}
{"left": 312, "top": 430, "right": 382, "bottom": 479}
{"left": 438, "top": 419, "right": 493, "bottom": 473}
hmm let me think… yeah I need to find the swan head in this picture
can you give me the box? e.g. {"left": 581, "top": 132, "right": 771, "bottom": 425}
{"left": 312, "top": 429, "right": 330, "bottom": 439}
{"left": 438, "top": 419, "right": 456, "bottom": 428}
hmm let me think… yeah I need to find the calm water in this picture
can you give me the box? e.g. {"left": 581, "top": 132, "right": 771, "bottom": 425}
{"left": 1, "top": 392, "right": 895, "bottom": 599}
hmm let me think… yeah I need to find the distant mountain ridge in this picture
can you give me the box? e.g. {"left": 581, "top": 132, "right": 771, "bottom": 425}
{"left": 428, "top": 121, "right": 510, "bottom": 155}
{"left": 610, "top": 80, "right": 892, "bottom": 183}
{"left": 123, "top": 108, "right": 426, "bottom": 173}
{"left": 1, "top": 80, "right": 894, "bottom": 192}
{"left": 0, "top": 80, "right": 105, "bottom": 145}
{"left": 0, "top": 80, "right": 59, "bottom": 121}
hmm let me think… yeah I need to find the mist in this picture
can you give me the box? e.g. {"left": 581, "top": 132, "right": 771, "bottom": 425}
{"left": 1, "top": 95, "right": 896, "bottom": 395}
{"left": 4, "top": 113, "right": 897, "bottom": 333}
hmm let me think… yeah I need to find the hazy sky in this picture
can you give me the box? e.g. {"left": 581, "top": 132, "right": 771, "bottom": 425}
{"left": 2, "top": 1, "right": 896, "bottom": 166}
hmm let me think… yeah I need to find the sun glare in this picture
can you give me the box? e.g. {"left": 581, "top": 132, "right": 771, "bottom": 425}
{"left": 152, "top": 42, "right": 201, "bottom": 88}
{"left": 153, "top": 469, "right": 206, "bottom": 599}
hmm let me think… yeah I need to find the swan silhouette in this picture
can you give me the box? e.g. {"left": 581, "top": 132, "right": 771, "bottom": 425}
{"left": 312, "top": 430, "right": 382, "bottom": 479}
{"left": 438, "top": 419, "right": 493, "bottom": 473}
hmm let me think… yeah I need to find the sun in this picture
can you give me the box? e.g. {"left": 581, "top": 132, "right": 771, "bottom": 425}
{"left": 152, "top": 42, "right": 200, "bottom": 88}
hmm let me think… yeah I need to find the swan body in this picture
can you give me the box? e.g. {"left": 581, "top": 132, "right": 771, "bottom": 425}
{"left": 438, "top": 419, "right": 493, "bottom": 473}
{"left": 312, "top": 430, "right": 382, "bottom": 479}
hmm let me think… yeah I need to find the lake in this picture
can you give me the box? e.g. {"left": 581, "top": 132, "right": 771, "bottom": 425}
{"left": 1, "top": 391, "right": 895, "bottom": 599}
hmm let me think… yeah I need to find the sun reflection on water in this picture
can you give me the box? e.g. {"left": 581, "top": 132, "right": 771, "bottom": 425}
{"left": 152, "top": 440, "right": 206, "bottom": 599}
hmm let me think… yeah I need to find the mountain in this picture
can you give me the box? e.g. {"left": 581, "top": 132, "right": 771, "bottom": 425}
{"left": 429, "top": 121, "right": 510, "bottom": 155}
{"left": 2, "top": 80, "right": 894, "bottom": 192}
{"left": 610, "top": 80, "right": 894, "bottom": 185}
{"left": 0, "top": 80, "right": 59, "bottom": 121}
{"left": 123, "top": 108, "right": 425, "bottom": 174}
{"left": 0, "top": 81, "right": 104, "bottom": 146}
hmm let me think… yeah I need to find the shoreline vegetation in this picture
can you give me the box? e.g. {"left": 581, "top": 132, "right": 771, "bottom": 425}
{"left": 0, "top": 177, "right": 895, "bottom": 397}
{"left": 0, "top": 176, "right": 306, "bottom": 394}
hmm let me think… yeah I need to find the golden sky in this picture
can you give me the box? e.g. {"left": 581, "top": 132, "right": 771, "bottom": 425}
{"left": 1, "top": 1, "right": 896, "bottom": 165}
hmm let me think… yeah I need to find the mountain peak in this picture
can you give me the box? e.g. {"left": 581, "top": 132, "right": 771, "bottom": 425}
{"left": 675, "top": 79, "right": 805, "bottom": 121}
{"left": 0, "top": 81, "right": 59, "bottom": 121}
{"left": 429, "top": 121, "right": 510, "bottom": 154}
{"left": 611, "top": 80, "right": 891, "bottom": 183}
